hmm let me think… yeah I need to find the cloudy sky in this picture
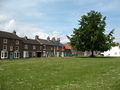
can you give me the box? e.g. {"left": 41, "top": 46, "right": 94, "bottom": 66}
{"left": 0, "top": 0, "right": 120, "bottom": 43}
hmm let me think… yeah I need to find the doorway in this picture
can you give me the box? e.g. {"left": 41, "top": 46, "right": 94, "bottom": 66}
{"left": 10, "top": 52, "right": 14, "bottom": 59}
{"left": 37, "top": 52, "right": 42, "bottom": 57}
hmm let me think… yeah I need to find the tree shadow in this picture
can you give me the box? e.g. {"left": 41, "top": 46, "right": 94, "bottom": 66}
{"left": 75, "top": 56, "right": 120, "bottom": 59}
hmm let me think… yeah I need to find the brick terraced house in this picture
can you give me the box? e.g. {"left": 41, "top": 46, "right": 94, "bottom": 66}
{"left": 0, "top": 30, "right": 64, "bottom": 59}
{"left": 0, "top": 30, "right": 23, "bottom": 59}
{"left": 21, "top": 36, "right": 43, "bottom": 58}
{"left": 36, "top": 36, "right": 63, "bottom": 57}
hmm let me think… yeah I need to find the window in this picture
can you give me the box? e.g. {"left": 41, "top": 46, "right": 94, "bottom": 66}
{"left": 51, "top": 47, "right": 53, "bottom": 50}
{"left": 23, "top": 51, "right": 29, "bottom": 58}
{"left": 3, "top": 39, "right": 7, "bottom": 44}
{"left": 32, "top": 52, "right": 36, "bottom": 57}
{"left": 24, "top": 45, "right": 28, "bottom": 49}
{"left": 40, "top": 46, "right": 42, "bottom": 50}
{"left": 16, "top": 46, "right": 19, "bottom": 51}
{"left": 10, "top": 46, "right": 13, "bottom": 51}
{"left": 115, "top": 52, "right": 117, "bottom": 55}
{"left": 33, "top": 45, "right": 36, "bottom": 50}
{"left": 57, "top": 46, "right": 59, "bottom": 50}
{"left": 16, "top": 40, "right": 19, "bottom": 45}
{"left": 43, "top": 51, "right": 46, "bottom": 56}
{"left": 14, "top": 51, "right": 20, "bottom": 58}
{"left": 43, "top": 45, "right": 46, "bottom": 50}
{"left": 1, "top": 51, "right": 8, "bottom": 59}
{"left": 3, "top": 45, "right": 7, "bottom": 50}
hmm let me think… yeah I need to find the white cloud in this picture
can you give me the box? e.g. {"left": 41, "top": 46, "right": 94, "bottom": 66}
{"left": 0, "top": 14, "right": 9, "bottom": 21}
{"left": 33, "top": 30, "right": 69, "bottom": 43}
{"left": 4, "top": 19, "right": 16, "bottom": 30}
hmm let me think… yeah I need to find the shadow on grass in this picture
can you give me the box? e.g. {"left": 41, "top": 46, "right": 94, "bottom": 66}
{"left": 75, "top": 56, "right": 120, "bottom": 59}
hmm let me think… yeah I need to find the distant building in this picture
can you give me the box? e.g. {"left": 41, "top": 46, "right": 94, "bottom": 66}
{"left": 63, "top": 44, "right": 84, "bottom": 56}
{"left": 63, "top": 43, "right": 101, "bottom": 57}
{"left": 101, "top": 45, "right": 120, "bottom": 57}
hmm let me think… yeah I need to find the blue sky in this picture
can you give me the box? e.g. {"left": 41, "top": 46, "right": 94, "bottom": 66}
{"left": 0, "top": 0, "right": 120, "bottom": 43}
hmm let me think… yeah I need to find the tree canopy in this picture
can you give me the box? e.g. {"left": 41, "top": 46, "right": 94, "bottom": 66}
{"left": 68, "top": 10, "right": 115, "bottom": 57}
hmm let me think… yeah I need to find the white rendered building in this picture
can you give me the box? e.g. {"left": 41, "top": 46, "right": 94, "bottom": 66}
{"left": 102, "top": 46, "right": 120, "bottom": 57}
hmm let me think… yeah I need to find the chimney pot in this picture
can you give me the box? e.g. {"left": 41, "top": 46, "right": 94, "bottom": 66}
{"left": 57, "top": 38, "right": 60, "bottom": 42}
{"left": 24, "top": 36, "right": 28, "bottom": 40}
{"left": 47, "top": 36, "right": 50, "bottom": 40}
{"left": 35, "top": 35, "right": 39, "bottom": 40}
{"left": 12, "top": 30, "right": 16, "bottom": 35}
{"left": 52, "top": 37, "right": 56, "bottom": 41}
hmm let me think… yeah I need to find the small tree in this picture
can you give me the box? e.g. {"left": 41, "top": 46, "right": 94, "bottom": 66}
{"left": 68, "top": 10, "right": 115, "bottom": 57}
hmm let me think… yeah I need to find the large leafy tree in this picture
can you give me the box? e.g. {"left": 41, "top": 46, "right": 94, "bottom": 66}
{"left": 68, "top": 10, "right": 115, "bottom": 57}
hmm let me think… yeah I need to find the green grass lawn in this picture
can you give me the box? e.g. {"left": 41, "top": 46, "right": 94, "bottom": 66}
{"left": 0, "top": 57, "right": 120, "bottom": 90}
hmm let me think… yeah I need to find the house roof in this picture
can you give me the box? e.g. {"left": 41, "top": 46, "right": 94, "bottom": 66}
{"left": 21, "top": 37, "right": 63, "bottom": 46}
{"left": 21, "top": 38, "right": 40, "bottom": 45}
{"left": 64, "top": 44, "right": 73, "bottom": 49}
{"left": 37, "top": 39, "right": 52, "bottom": 45}
{"left": 0, "top": 30, "right": 20, "bottom": 39}
{"left": 37, "top": 39, "right": 63, "bottom": 47}
{"left": 52, "top": 41, "right": 63, "bottom": 47}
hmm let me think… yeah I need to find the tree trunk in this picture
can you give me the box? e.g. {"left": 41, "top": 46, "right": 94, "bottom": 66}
{"left": 91, "top": 50, "right": 94, "bottom": 57}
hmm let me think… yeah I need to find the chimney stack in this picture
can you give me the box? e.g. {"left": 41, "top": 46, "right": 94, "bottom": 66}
{"left": 24, "top": 36, "right": 28, "bottom": 40}
{"left": 47, "top": 36, "right": 50, "bottom": 40}
{"left": 12, "top": 30, "right": 16, "bottom": 35}
{"left": 52, "top": 37, "right": 56, "bottom": 42}
{"left": 57, "top": 38, "right": 60, "bottom": 42}
{"left": 35, "top": 35, "right": 39, "bottom": 40}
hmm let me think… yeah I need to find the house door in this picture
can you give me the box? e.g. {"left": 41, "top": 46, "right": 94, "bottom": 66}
{"left": 10, "top": 52, "right": 14, "bottom": 59}
{"left": 37, "top": 52, "right": 42, "bottom": 57}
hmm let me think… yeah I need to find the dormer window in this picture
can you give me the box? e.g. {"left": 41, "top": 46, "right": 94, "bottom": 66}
{"left": 3, "top": 39, "right": 7, "bottom": 44}
{"left": 16, "top": 40, "right": 19, "bottom": 45}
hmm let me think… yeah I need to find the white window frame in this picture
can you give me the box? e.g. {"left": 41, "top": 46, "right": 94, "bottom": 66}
{"left": 15, "top": 46, "right": 19, "bottom": 51}
{"left": 23, "top": 51, "right": 29, "bottom": 58}
{"left": 40, "top": 46, "right": 42, "bottom": 50}
{"left": 14, "top": 51, "right": 20, "bottom": 59}
{"left": 24, "top": 45, "right": 28, "bottom": 49}
{"left": 10, "top": 46, "right": 13, "bottom": 51}
{"left": 3, "top": 39, "right": 7, "bottom": 44}
{"left": 1, "top": 51, "right": 8, "bottom": 59}
{"left": 43, "top": 45, "right": 46, "bottom": 50}
{"left": 3, "top": 45, "right": 7, "bottom": 50}
{"left": 33, "top": 45, "right": 36, "bottom": 50}
{"left": 16, "top": 40, "right": 19, "bottom": 45}
{"left": 43, "top": 51, "right": 46, "bottom": 56}
{"left": 32, "top": 52, "right": 36, "bottom": 57}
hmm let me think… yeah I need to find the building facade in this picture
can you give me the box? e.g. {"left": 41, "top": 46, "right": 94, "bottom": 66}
{"left": 0, "top": 30, "right": 23, "bottom": 59}
{"left": 101, "top": 46, "right": 120, "bottom": 57}
{"left": 21, "top": 36, "right": 43, "bottom": 58}
{"left": 63, "top": 43, "right": 101, "bottom": 57}
{"left": 0, "top": 30, "right": 64, "bottom": 59}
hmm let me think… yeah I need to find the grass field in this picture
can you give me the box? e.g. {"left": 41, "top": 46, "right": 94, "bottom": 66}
{"left": 0, "top": 57, "right": 120, "bottom": 90}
